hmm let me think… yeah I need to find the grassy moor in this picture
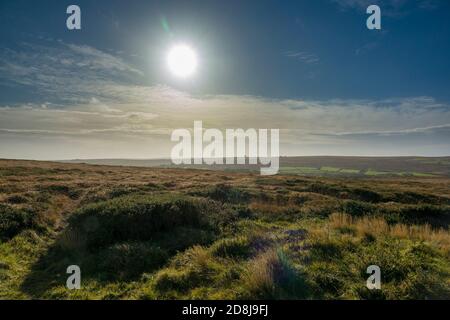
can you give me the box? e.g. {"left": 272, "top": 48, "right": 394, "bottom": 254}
{"left": 0, "top": 159, "right": 449, "bottom": 299}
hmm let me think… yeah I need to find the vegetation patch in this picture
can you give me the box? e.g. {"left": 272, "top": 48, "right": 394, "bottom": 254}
{"left": 67, "top": 194, "right": 235, "bottom": 250}
{"left": 0, "top": 204, "right": 39, "bottom": 241}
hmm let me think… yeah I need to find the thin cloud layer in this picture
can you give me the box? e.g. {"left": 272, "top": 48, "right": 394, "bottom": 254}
{"left": 0, "top": 41, "right": 449, "bottom": 159}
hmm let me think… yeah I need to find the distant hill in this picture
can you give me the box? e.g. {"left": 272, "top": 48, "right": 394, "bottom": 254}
{"left": 60, "top": 156, "right": 450, "bottom": 177}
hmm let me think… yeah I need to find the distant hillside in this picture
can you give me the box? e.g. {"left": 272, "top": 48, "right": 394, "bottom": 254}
{"left": 60, "top": 156, "right": 450, "bottom": 177}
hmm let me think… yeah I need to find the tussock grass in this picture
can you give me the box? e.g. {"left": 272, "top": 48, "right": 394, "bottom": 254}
{"left": 243, "top": 248, "right": 308, "bottom": 299}
{"left": 191, "top": 184, "right": 251, "bottom": 204}
{"left": 329, "top": 212, "right": 450, "bottom": 252}
{"left": 153, "top": 246, "right": 222, "bottom": 295}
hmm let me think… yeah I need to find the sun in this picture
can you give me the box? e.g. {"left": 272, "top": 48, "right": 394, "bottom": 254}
{"left": 167, "top": 44, "right": 197, "bottom": 78}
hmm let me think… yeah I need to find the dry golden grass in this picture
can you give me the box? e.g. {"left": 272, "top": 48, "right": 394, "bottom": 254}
{"left": 329, "top": 212, "right": 450, "bottom": 252}
{"left": 245, "top": 249, "right": 279, "bottom": 296}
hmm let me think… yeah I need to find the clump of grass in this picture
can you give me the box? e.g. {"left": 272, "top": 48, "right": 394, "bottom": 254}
{"left": 341, "top": 200, "right": 376, "bottom": 217}
{"left": 210, "top": 230, "right": 272, "bottom": 259}
{"left": 203, "top": 184, "right": 251, "bottom": 204}
{"left": 338, "top": 201, "right": 450, "bottom": 228}
{"left": 98, "top": 242, "right": 168, "bottom": 280}
{"left": 41, "top": 184, "right": 81, "bottom": 199}
{"left": 329, "top": 212, "right": 450, "bottom": 252}
{"left": 210, "top": 236, "right": 251, "bottom": 259}
{"left": 107, "top": 186, "right": 142, "bottom": 199}
{"left": 0, "top": 204, "right": 38, "bottom": 241}
{"left": 305, "top": 182, "right": 343, "bottom": 197}
{"left": 306, "top": 261, "right": 346, "bottom": 298}
{"left": 5, "top": 194, "right": 29, "bottom": 204}
{"left": 153, "top": 246, "right": 221, "bottom": 294}
{"left": 243, "top": 248, "right": 308, "bottom": 299}
{"left": 379, "top": 203, "right": 450, "bottom": 228}
{"left": 249, "top": 201, "right": 303, "bottom": 221}
{"left": 349, "top": 188, "right": 383, "bottom": 203}
{"left": 389, "top": 191, "right": 447, "bottom": 205}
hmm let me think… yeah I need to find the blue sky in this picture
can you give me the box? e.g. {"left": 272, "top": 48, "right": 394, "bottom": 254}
{"left": 0, "top": 0, "right": 449, "bottom": 159}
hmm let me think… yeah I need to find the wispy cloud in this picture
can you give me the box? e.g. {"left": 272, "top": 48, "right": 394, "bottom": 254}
{"left": 314, "top": 123, "right": 450, "bottom": 137}
{"left": 355, "top": 42, "right": 379, "bottom": 55}
{"left": 1, "top": 89, "right": 449, "bottom": 158}
{"left": 0, "top": 40, "right": 144, "bottom": 103}
{"left": 284, "top": 51, "right": 320, "bottom": 64}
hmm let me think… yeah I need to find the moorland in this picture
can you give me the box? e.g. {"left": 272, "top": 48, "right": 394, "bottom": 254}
{"left": 0, "top": 159, "right": 449, "bottom": 299}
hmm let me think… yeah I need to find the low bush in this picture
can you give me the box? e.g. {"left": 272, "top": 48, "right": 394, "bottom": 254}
{"left": 0, "top": 204, "right": 37, "bottom": 240}
{"left": 67, "top": 194, "right": 235, "bottom": 249}
{"left": 341, "top": 200, "right": 376, "bottom": 217}
{"left": 6, "top": 194, "right": 29, "bottom": 204}
{"left": 349, "top": 188, "right": 383, "bottom": 203}
{"left": 203, "top": 184, "right": 251, "bottom": 204}
{"left": 41, "top": 184, "right": 81, "bottom": 199}
{"left": 380, "top": 204, "right": 450, "bottom": 227}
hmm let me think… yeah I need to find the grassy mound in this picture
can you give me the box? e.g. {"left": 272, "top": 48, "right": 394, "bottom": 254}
{"left": 66, "top": 194, "right": 236, "bottom": 250}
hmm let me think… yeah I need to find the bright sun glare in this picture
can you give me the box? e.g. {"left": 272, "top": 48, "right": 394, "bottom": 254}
{"left": 167, "top": 45, "right": 197, "bottom": 78}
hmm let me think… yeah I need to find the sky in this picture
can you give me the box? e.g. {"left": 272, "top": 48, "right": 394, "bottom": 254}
{"left": 0, "top": 0, "right": 449, "bottom": 159}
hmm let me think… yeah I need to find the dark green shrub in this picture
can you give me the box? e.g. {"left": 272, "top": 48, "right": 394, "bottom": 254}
{"left": 233, "top": 205, "right": 253, "bottom": 219}
{"left": 389, "top": 191, "right": 448, "bottom": 205}
{"left": 309, "top": 241, "right": 344, "bottom": 261}
{"left": 342, "top": 200, "right": 376, "bottom": 217}
{"left": 41, "top": 184, "right": 81, "bottom": 199}
{"left": 349, "top": 188, "right": 383, "bottom": 203}
{"left": 391, "top": 204, "right": 449, "bottom": 227}
{"left": 356, "top": 287, "right": 387, "bottom": 300}
{"left": 306, "top": 183, "right": 343, "bottom": 196}
{"left": 6, "top": 194, "right": 29, "bottom": 204}
{"left": 68, "top": 194, "right": 234, "bottom": 249}
{"left": 205, "top": 184, "right": 250, "bottom": 204}
{"left": 108, "top": 187, "right": 141, "bottom": 199}
{"left": 0, "top": 204, "right": 37, "bottom": 240}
